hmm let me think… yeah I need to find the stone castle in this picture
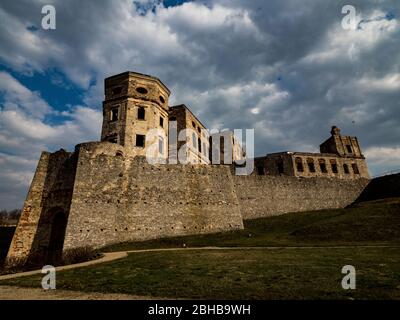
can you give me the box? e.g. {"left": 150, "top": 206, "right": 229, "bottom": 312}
{"left": 6, "top": 71, "right": 370, "bottom": 265}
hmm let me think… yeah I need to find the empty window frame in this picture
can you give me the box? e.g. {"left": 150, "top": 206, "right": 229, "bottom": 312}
{"left": 198, "top": 138, "right": 202, "bottom": 153}
{"left": 112, "top": 87, "right": 122, "bottom": 95}
{"left": 319, "top": 159, "right": 327, "bottom": 173}
{"left": 159, "top": 136, "right": 164, "bottom": 154}
{"left": 346, "top": 144, "right": 353, "bottom": 153}
{"left": 343, "top": 163, "right": 350, "bottom": 174}
{"left": 192, "top": 133, "right": 197, "bottom": 148}
{"left": 138, "top": 107, "right": 145, "bottom": 120}
{"left": 352, "top": 163, "right": 360, "bottom": 174}
{"left": 160, "top": 117, "right": 164, "bottom": 128}
{"left": 108, "top": 135, "right": 118, "bottom": 143}
{"left": 295, "top": 157, "right": 304, "bottom": 172}
{"left": 276, "top": 160, "right": 284, "bottom": 174}
{"left": 136, "top": 134, "right": 145, "bottom": 147}
{"left": 330, "top": 160, "right": 338, "bottom": 173}
{"left": 110, "top": 107, "right": 119, "bottom": 122}
{"left": 307, "top": 158, "right": 316, "bottom": 173}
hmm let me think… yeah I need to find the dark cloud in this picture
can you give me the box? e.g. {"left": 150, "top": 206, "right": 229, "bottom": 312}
{"left": 0, "top": 0, "right": 399, "bottom": 209}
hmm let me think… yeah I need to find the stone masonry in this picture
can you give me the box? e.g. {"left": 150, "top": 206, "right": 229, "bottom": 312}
{"left": 6, "top": 71, "right": 371, "bottom": 265}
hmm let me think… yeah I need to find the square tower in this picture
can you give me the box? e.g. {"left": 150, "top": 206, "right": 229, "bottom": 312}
{"left": 168, "top": 104, "right": 210, "bottom": 164}
{"left": 101, "top": 71, "right": 170, "bottom": 160}
{"left": 320, "top": 126, "right": 364, "bottom": 158}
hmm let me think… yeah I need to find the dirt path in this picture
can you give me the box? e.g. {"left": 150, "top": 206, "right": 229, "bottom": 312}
{"left": 0, "top": 251, "right": 127, "bottom": 280}
{"left": 0, "top": 285, "right": 165, "bottom": 300}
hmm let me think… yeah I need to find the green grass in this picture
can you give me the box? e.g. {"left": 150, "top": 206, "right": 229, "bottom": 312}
{"left": 2, "top": 247, "right": 399, "bottom": 299}
{"left": 102, "top": 198, "right": 400, "bottom": 252}
{"left": 1, "top": 198, "right": 399, "bottom": 299}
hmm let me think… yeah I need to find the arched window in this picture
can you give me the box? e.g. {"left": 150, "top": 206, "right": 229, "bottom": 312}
{"left": 110, "top": 107, "right": 119, "bottom": 122}
{"left": 330, "top": 159, "right": 338, "bottom": 173}
{"left": 138, "top": 106, "right": 145, "bottom": 120}
{"left": 295, "top": 157, "right": 304, "bottom": 172}
{"left": 319, "top": 159, "right": 327, "bottom": 173}
{"left": 307, "top": 158, "right": 315, "bottom": 173}
{"left": 352, "top": 163, "right": 360, "bottom": 174}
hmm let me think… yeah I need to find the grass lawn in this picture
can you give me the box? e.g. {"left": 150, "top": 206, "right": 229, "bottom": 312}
{"left": 102, "top": 198, "right": 400, "bottom": 251}
{"left": 1, "top": 198, "right": 399, "bottom": 299}
{"left": 1, "top": 247, "right": 399, "bottom": 299}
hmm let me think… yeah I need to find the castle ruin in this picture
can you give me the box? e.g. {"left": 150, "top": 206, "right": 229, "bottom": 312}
{"left": 6, "top": 71, "right": 370, "bottom": 265}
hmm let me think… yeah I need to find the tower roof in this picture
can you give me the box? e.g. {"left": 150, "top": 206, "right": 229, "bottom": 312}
{"left": 105, "top": 71, "right": 171, "bottom": 95}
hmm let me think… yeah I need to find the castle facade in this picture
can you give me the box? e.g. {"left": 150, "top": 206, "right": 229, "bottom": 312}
{"left": 6, "top": 71, "right": 370, "bottom": 265}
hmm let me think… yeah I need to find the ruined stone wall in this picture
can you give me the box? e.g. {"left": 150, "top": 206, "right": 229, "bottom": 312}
{"left": 7, "top": 141, "right": 372, "bottom": 262}
{"left": 233, "top": 175, "right": 370, "bottom": 220}
{"left": 63, "top": 142, "right": 243, "bottom": 250}
{"left": 6, "top": 150, "right": 77, "bottom": 263}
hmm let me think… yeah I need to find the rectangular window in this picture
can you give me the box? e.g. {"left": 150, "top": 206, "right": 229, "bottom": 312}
{"left": 160, "top": 117, "right": 164, "bottom": 128}
{"left": 138, "top": 107, "right": 145, "bottom": 120}
{"left": 136, "top": 134, "right": 145, "bottom": 147}
{"left": 192, "top": 133, "right": 197, "bottom": 148}
{"left": 295, "top": 157, "right": 304, "bottom": 172}
{"left": 257, "top": 166, "right": 265, "bottom": 175}
{"left": 110, "top": 108, "right": 119, "bottom": 122}
{"left": 319, "top": 159, "right": 327, "bottom": 173}
{"left": 352, "top": 163, "right": 360, "bottom": 174}
{"left": 331, "top": 160, "right": 338, "bottom": 173}
{"left": 112, "top": 87, "right": 122, "bottom": 95}
{"left": 159, "top": 137, "right": 164, "bottom": 154}
{"left": 108, "top": 135, "right": 118, "bottom": 143}
{"left": 277, "top": 160, "right": 284, "bottom": 174}
{"left": 307, "top": 159, "right": 315, "bottom": 173}
{"left": 346, "top": 145, "right": 353, "bottom": 153}
{"left": 198, "top": 138, "right": 202, "bottom": 153}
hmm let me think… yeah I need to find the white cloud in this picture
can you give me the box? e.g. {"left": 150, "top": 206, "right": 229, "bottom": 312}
{"left": 364, "top": 146, "right": 400, "bottom": 165}
{"left": 0, "top": 72, "right": 101, "bottom": 209}
{"left": 356, "top": 73, "right": 400, "bottom": 92}
{"left": 0, "top": 71, "right": 52, "bottom": 118}
{"left": 301, "top": 10, "right": 398, "bottom": 65}
{"left": 0, "top": 0, "right": 399, "bottom": 208}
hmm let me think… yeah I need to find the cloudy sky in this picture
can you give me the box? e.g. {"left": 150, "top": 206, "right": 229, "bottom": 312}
{"left": 0, "top": 0, "right": 399, "bottom": 209}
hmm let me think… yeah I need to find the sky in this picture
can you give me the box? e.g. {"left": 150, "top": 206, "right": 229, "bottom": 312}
{"left": 0, "top": 0, "right": 399, "bottom": 210}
